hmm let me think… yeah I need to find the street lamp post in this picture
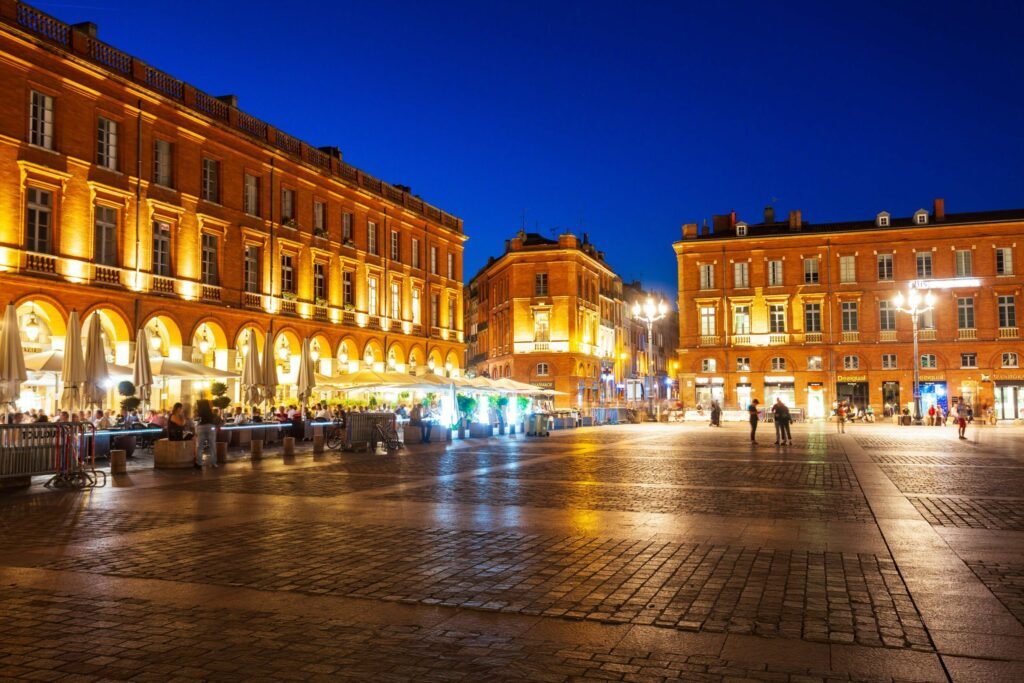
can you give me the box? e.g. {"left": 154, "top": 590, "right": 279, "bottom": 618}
{"left": 892, "top": 288, "right": 936, "bottom": 425}
{"left": 631, "top": 297, "right": 667, "bottom": 418}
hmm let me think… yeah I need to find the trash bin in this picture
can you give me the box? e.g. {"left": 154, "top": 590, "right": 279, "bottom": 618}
{"left": 527, "top": 413, "right": 549, "bottom": 436}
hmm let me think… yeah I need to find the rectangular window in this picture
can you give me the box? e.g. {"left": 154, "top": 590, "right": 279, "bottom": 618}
{"left": 411, "top": 289, "right": 421, "bottom": 324}
{"left": 839, "top": 255, "right": 856, "bottom": 283}
{"left": 699, "top": 263, "right": 714, "bottom": 289}
{"left": 26, "top": 187, "right": 53, "bottom": 253}
{"left": 280, "top": 254, "right": 294, "bottom": 294}
{"left": 733, "top": 262, "right": 749, "bottom": 288}
{"left": 390, "top": 281, "right": 400, "bottom": 318}
{"left": 921, "top": 354, "right": 937, "bottom": 369}
{"left": 534, "top": 312, "right": 550, "bottom": 342}
{"left": 804, "top": 302, "right": 821, "bottom": 333}
{"left": 1003, "top": 352, "right": 1019, "bottom": 368}
{"left": 281, "top": 188, "right": 295, "bottom": 222}
{"left": 701, "top": 358, "right": 716, "bottom": 372}
{"left": 957, "top": 297, "right": 975, "bottom": 329}
{"left": 878, "top": 300, "right": 896, "bottom": 331}
{"left": 918, "top": 308, "right": 935, "bottom": 330}
{"left": 411, "top": 238, "right": 420, "bottom": 268}
{"left": 882, "top": 353, "right": 897, "bottom": 369}
{"left": 535, "top": 273, "right": 549, "bottom": 296}
{"left": 877, "top": 253, "right": 893, "bottom": 281}
{"left": 343, "top": 271, "right": 354, "bottom": 306}
{"left": 29, "top": 90, "right": 54, "bottom": 150}
{"left": 342, "top": 212, "right": 353, "bottom": 241}
{"left": 960, "top": 353, "right": 977, "bottom": 368}
{"left": 736, "top": 356, "right": 750, "bottom": 371}
{"left": 998, "top": 295, "right": 1017, "bottom": 328}
{"left": 700, "top": 306, "right": 716, "bottom": 336}
{"left": 430, "top": 293, "right": 439, "bottom": 327}
{"left": 390, "top": 230, "right": 400, "bottom": 261}
{"left": 313, "top": 262, "right": 327, "bottom": 301}
{"left": 447, "top": 253, "right": 455, "bottom": 280}
{"left": 243, "top": 174, "right": 260, "bottom": 216}
{"left": 200, "top": 233, "right": 218, "bottom": 285}
{"left": 93, "top": 205, "right": 117, "bottom": 266}
{"left": 955, "top": 249, "right": 972, "bottom": 277}
{"left": 201, "top": 158, "right": 219, "bottom": 203}
{"left": 916, "top": 252, "right": 932, "bottom": 278}
{"left": 96, "top": 116, "right": 117, "bottom": 170}
{"left": 803, "top": 258, "right": 819, "bottom": 284}
{"left": 996, "top": 247, "right": 1014, "bottom": 276}
{"left": 767, "top": 260, "right": 783, "bottom": 286}
{"left": 243, "top": 246, "right": 260, "bottom": 294}
{"left": 733, "top": 306, "right": 750, "bottom": 334}
{"left": 771, "top": 357, "right": 786, "bottom": 371}
{"left": 151, "top": 220, "right": 171, "bottom": 276}
{"left": 367, "top": 276, "right": 378, "bottom": 314}
{"left": 769, "top": 304, "right": 785, "bottom": 333}
{"left": 841, "top": 301, "right": 858, "bottom": 331}
{"left": 153, "top": 139, "right": 173, "bottom": 187}
{"left": 313, "top": 201, "right": 325, "bottom": 231}
{"left": 367, "top": 221, "right": 379, "bottom": 255}
{"left": 448, "top": 297, "right": 456, "bottom": 328}
{"left": 430, "top": 246, "right": 438, "bottom": 274}
{"left": 807, "top": 356, "right": 822, "bottom": 371}
{"left": 843, "top": 355, "right": 860, "bottom": 370}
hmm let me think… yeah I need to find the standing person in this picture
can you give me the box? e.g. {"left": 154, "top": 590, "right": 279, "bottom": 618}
{"left": 927, "top": 404, "right": 936, "bottom": 426}
{"left": 956, "top": 400, "right": 968, "bottom": 439}
{"left": 194, "top": 398, "right": 218, "bottom": 468}
{"left": 772, "top": 398, "right": 792, "bottom": 445}
{"left": 836, "top": 401, "right": 846, "bottom": 434}
{"left": 710, "top": 400, "right": 721, "bottom": 427}
{"left": 748, "top": 399, "right": 760, "bottom": 444}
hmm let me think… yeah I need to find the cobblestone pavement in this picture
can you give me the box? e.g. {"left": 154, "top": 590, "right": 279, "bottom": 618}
{"left": 2, "top": 422, "right": 1023, "bottom": 681}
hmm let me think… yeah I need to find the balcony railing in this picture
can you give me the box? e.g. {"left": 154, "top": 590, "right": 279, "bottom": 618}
{"left": 243, "top": 292, "right": 262, "bottom": 309}
{"left": 732, "top": 334, "right": 751, "bottom": 346}
{"left": 841, "top": 331, "right": 859, "bottom": 343}
{"left": 24, "top": 252, "right": 57, "bottom": 274}
{"left": 999, "top": 327, "right": 1019, "bottom": 339}
{"left": 201, "top": 285, "right": 221, "bottom": 302}
{"left": 430, "top": 326, "right": 443, "bottom": 339}
{"left": 919, "top": 328, "right": 936, "bottom": 340}
{"left": 879, "top": 330, "right": 897, "bottom": 342}
{"left": 313, "top": 305, "right": 328, "bottom": 321}
{"left": 411, "top": 323, "right": 423, "bottom": 336}
{"left": 343, "top": 310, "right": 356, "bottom": 325}
{"left": 367, "top": 315, "right": 382, "bottom": 330}
{"left": 533, "top": 341, "right": 550, "bottom": 351}
{"left": 804, "top": 332, "right": 822, "bottom": 344}
{"left": 93, "top": 265, "right": 120, "bottom": 285}
{"left": 280, "top": 298, "right": 297, "bottom": 315}
{"left": 958, "top": 328, "right": 977, "bottom": 340}
{"left": 152, "top": 276, "right": 174, "bottom": 294}
{"left": 700, "top": 335, "right": 720, "bottom": 346}
{"left": 769, "top": 333, "right": 788, "bottom": 345}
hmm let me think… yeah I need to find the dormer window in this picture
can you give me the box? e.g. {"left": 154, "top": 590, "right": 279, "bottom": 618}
{"left": 735, "top": 221, "right": 748, "bottom": 237}
{"left": 876, "top": 211, "right": 890, "bottom": 227}
{"left": 914, "top": 209, "right": 929, "bottom": 225}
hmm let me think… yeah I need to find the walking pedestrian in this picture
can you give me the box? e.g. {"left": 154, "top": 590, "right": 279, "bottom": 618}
{"left": 748, "top": 399, "right": 760, "bottom": 444}
{"left": 194, "top": 398, "right": 218, "bottom": 468}
{"left": 956, "top": 399, "right": 968, "bottom": 440}
{"left": 709, "top": 400, "right": 721, "bottom": 427}
{"left": 836, "top": 401, "right": 846, "bottom": 433}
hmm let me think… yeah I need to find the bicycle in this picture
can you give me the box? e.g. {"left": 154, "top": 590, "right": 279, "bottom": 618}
{"left": 325, "top": 420, "right": 346, "bottom": 451}
{"left": 371, "top": 421, "right": 402, "bottom": 453}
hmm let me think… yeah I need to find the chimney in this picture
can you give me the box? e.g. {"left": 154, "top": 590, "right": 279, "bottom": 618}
{"left": 934, "top": 198, "right": 945, "bottom": 221}
{"left": 764, "top": 206, "right": 775, "bottom": 224}
{"left": 682, "top": 223, "right": 698, "bottom": 239}
{"left": 788, "top": 209, "right": 802, "bottom": 231}
{"left": 318, "top": 145, "right": 342, "bottom": 160}
{"left": 216, "top": 94, "right": 239, "bottom": 108}
{"left": 504, "top": 239, "right": 510, "bottom": 252}
{"left": 582, "top": 232, "right": 589, "bottom": 244}
{"left": 558, "top": 233, "right": 578, "bottom": 249}
{"left": 730, "top": 211, "right": 737, "bottom": 229}
{"left": 71, "top": 21, "right": 97, "bottom": 38}
{"left": 711, "top": 215, "right": 730, "bottom": 234}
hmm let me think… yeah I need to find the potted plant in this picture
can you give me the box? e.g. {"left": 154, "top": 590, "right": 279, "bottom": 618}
{"left": 210, "top": 382, "right": 232, "bottom": 444}
{"left": 313, "top": 227, "right": 328, "bottom": 239}
{"left": 496, "top": 395, "right": 510, "bottom": 434}
{"left": 281, "top": 291, "right": 297, "bottom": 301}
{"left": 517, "top": 396, "right": 530, "bottom": 433}
{"left": 115, "top": 380, "right": 141, "bottom": 456}
{"left": 456, "top": 394, "right": 475, "bottom": 438}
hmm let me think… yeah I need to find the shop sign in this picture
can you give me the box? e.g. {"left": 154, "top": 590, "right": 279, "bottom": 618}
{"left": 837, "top": 375, "right": 866, "bottom": 382}
{"left": 533, "top": 381, "right": 555, "bottom": 389}
{"left": 695, "top": 377, "right": 709, "bottom": 385}
{"left": 911, "top": 277, "right": 981, "bottom": 290}
{"left": 764, "top": 375, "right": 795, "bottom": 383}
{"left": 993, "top": 374, "right": 1024, "bottom": 381}
{"left": 710, "top": 377, "right": 725, "bottom": 385}
{"left": 808, "top": 382, "right": 824, "bottom": 388}
{"left": 919, "top": 375, "right": 944, "bottom": 382}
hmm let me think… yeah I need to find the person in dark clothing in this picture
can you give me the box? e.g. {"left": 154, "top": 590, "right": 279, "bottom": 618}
{"left": 194, "top": 399, "right": 218, "bottom": 468}
{"left": 748, "top": 399, "right": 760, "bottom": 444}
{"left": 771, "top": 398, "right": 792, "bottom": 445}
{"left": 167, "top": 402, "right": 188, "bottom": 441}
{"left": 709, "top": 400, "right": 721, "bottom": 427}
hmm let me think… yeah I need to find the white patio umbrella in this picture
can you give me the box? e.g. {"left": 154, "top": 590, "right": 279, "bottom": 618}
{"left": 0, "top": 303, "right": 27, "bottom": 407}
{"left": 296, "top": 337, "right": 316, "bottom": 405}
{"left": 81, "top": 313, "right": 110, "bottom": 408}
{"left": 133, "top": 327, "right": 154, "bottom": 408}
{"left": 147, "top": 357, "right": 237, "bottom": 380}
{"left": 260, "top": 331, "right": 278, "bottom": 405}
{"left": 239, "top": 329, "right": 262, "bottom": 406}
{"left": 59, "top": 310, "right": 86, "bottom": 411}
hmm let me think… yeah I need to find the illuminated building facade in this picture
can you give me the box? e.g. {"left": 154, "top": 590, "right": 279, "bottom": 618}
{"left": 674, "top": 201, "right": 1024, "bottom": 419}
{"left": 0, "top": 1, "right": 466, "bottom": 408}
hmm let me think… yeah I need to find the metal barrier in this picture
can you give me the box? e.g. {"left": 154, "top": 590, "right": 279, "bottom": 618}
{"left": 345, "top": 412, "right": 396, "bottom": 452}
{"left": 0, "top": 422, "right": 103, "bottom": 488}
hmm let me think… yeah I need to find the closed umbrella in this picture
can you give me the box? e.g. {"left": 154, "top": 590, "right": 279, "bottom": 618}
{"left": 82, "top": 313, "right": 110, "bottom": 408}
{"left": 296, "top": 337, "right": 316, "bottom": 405}
{"left": 60, "top": 310, "right": 86, "bottom": 411}
{"left": 133, "top": 327, "right": 154, "bottom": 408}
{"left": 260, "top": 331, "right": 277, "bottom": 405}
{"left": 0, "top": 303, "right": 27, "bottom": 407}
{"left": 239, "top": 329, "right": 262, "bottom": 406}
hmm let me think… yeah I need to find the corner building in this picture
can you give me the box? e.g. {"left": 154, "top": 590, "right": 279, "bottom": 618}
{"left": 0, "top": 1, "right": 466, "bottom": 407}
{"left": 465, "top": 231, "right": 630, "bottom": 409}
{"left": 674, "top": 200, "right": 1024, "bottom": 420}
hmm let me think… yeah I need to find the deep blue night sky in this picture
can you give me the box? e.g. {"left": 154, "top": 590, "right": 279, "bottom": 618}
{"left": 34, "top": 0, "right": 1024, "bottom": 295}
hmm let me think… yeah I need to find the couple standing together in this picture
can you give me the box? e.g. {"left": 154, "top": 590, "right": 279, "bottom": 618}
{"left": 748, "top": 398, "right": 793, "bottom": 445}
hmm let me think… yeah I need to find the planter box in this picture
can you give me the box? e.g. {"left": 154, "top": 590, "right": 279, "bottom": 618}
{"left": 469, "top": 423, "right": 493, "bottom": 438}
{"left": 580, "top": 416, "right": 594, "bottom": 427}
{"left": 154, "top": 439, "right": 195, "bottom": 469}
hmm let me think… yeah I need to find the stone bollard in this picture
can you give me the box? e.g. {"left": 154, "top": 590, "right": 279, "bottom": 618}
{"left": 110, "top": 449, "right": 127, "bottom": 475}
{"left": 250, "top": 439, "right": 263, "bottom": 460}
{"left": 313, "top": 432, "right": 324, "bottom": 454}
{"left": 215, "top": 441, "right": 228, "bottom": 463}
{"left": 283, "top": 436, "right": 295, "bottom": 457}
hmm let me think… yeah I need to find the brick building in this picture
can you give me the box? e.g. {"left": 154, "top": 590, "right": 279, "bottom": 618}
{"left": 0, "top": 1, "right": 465, "bottom": 409}
{"left": 465, "top": 231, "right": 630, "bottom": 409}
{"left": 621, "top": 280, "right": 679, "bottom": 403}
{"left": 674, "top": 200, "right": 1024, "bottom": 420}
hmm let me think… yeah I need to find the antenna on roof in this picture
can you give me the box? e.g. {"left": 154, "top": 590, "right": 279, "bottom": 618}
{"left": 521, "top": 208, "right": 526, "bottom": 231}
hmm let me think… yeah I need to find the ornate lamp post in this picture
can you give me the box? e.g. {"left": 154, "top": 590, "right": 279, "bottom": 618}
{"left": 631, "top": 297, "right": 667, "bottom": 417}
{"left": 892, "top": 288, "right": 936, "bottom": 424}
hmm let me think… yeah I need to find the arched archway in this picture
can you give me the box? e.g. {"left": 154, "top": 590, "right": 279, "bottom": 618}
{"left": 141, "top": 312, "right": 183, "bottom": 359}
{"left": 309, "top": 333, "right": 332, "bottom": 374}
{"left": 407, "top": 344, "right": 425, "bottom": 374}
{"left": 233, "top": 323, "right": 266, "bottom": 372}
{"left": 427, "top": 348, "right": 444, "bottom": 374}
{"left": 84, "top": 306, "right": 132, "bottom": 365}
{"left": 386, "top": 341, "right": 406, "bottom": 372}
{"left": 15, "top": 297, "right": 67, "bottom": 351}
{"left": 190, "top": 320, "right": 228, "bottom": 369}
{"left": 444, "top": 350, "right": 461, "bottom": 377}
{"left": 362, "top": 338, "right": 384, "bottom": 367}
